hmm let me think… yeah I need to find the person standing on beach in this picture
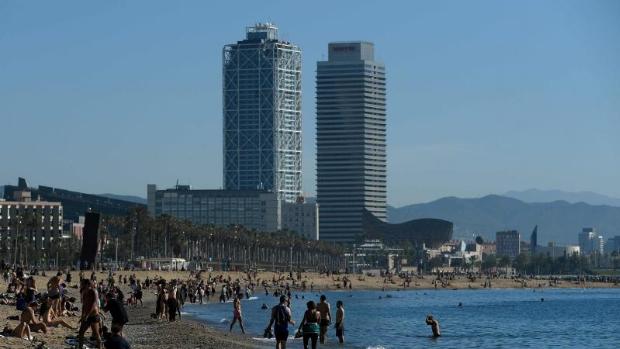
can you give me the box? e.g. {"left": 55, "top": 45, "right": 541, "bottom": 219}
{"left": 78, "top": 279, "right": 102, "bottom": 349}
{"left": 47, "top": 271, "right": 63, "bottom": 314}
{"left": 167, "top": 288, "right": 181, "bottom": 322}
{"left": 103, "top": 292, "right": 128, "bottom": 334}
{"left": 298, "top": 301, "right": 321, "bottom": 349}
{"left": 229, "top": 297, "right": 245, "bottom": 334}
{"left": 317, "top": 295, "right": 331, "bottom": 344}
{"left": 335, "top": 300, "right": 345, "bottom": 344}
{"left": 265, "top": 295, "right": 295, "bottom": 349}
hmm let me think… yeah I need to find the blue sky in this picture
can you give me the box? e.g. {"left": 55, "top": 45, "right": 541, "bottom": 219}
{"left": 1, "top": 0, "right": 619, "bottom": 206}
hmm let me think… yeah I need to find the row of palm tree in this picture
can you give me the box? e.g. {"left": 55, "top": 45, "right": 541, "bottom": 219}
{"left": 99, "top": 207, "right": 344, "bottom": 271}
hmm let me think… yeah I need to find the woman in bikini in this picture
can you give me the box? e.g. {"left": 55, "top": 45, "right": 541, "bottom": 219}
{"left": 42, "top": 298, "right": 76, "bottom": 329}
{"left": 229, "top": 297, "right": 245, "bottom": 333}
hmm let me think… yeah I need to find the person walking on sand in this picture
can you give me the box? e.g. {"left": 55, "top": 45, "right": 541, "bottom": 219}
{"left": 335, "top": 300, "right": 345, "bottom": 344}
{"left": 78, "top": 279, "right": 102, "bottom": 349}
{"left": 317, "top": 295, "right": 331, "bottom": 344}
{"left": 229, "top": 296, "right": 245, "bottom": 334}
{"left": 298, "top": 301, "right": 321, "bottom": 349}
{"left": 265, "top": 295, "right": 295, "bottom": 349}
{"left": 425, "top": 314, "right": 441, "bottom": 337}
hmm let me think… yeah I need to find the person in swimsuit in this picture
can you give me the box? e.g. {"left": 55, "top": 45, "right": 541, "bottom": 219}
{"left": 78, "top": 279, "right": 102, "bottom": 349}
{"left": 3, "top": 322, "right": 32, "bottom": 340}
{"left": 265, "top": 295, "right": 295, "bottom": 349}
{"left": 335, "top": 300, "right": 345, "bottom": 344}
{"left": 298, "top": 301, "right": 321, "bottom": 349}
{"left": 426, "top": 314, "right": 441, "bottom": 337}
{"left": 47, "top": 271, "right": 63, "bottom": 314}
{"left": 229, "top": 297, "right": 245, "bottom": 333}
{"left": 42, "top": 298, "right": 76, "bottom": 329}
{"left": 317, "top": 295, "right": 331, "bottom": 344}
{"left": 20, "top": 301, "right": 48, "bottom": 333}
{"left": 167, "top": 288, "right": 181, "bottom": 322}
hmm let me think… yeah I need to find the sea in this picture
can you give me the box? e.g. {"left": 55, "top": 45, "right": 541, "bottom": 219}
{"left": 182, "top": 288, "right": 620, "bottom": 349}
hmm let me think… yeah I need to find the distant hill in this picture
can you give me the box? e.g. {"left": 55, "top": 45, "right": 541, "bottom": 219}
{"left": 504, "top": 189, "right": 620, "bottom": 207}
{"left": 98, "top": 193, "right": 147, "bottom": 205}
{"left": 0, "top": 185, "right": 4, "bottom": 198}
{"left": 388, "top": 195, "right": 620, "bottom": 245}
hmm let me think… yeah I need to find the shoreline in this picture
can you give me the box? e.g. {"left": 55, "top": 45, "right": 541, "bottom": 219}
{"left": 0, "top": 271, "right": 618, "bottom": 349}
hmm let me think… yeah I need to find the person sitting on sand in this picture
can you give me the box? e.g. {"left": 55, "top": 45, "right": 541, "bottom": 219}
{"left": 265, "top": 295, "right": 295, "bottom": 349}
{"left": 78, "top": 279, "right": 102, "bottom": 349}
{"left": 229, "top": 296, "right": 245, "bottom": 334}
{"left": 3, "top": 323, "right": 32, "bottom": 340}
{"left": 425, "top": 314, "right": 441, "bottom": 337}
{"left": 104, "top": 323, "right": 131, "bottom": 349}
{"left": 21, "top": 301, "right": 48, "bottom": 334}
{"left": 42, "top": 297, "right": 76, "bottom": 329}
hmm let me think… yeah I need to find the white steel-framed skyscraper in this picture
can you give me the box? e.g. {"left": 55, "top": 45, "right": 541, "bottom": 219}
{"left": 223, "top": 23, "right": 302, "bottom": 203}
{"left": 316, "top": 42, "right": 387, "bottom": 242}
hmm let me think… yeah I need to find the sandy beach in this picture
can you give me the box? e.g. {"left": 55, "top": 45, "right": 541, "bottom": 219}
{"left": 0, "top": 270, "right": 617, "bottom": 349}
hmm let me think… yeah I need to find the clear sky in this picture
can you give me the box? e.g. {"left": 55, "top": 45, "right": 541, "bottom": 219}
{"left": 1, "top": 0, "right": 619, "bottom": 207}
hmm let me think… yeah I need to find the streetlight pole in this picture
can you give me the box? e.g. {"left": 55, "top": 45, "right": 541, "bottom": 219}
{"left": 115, "top": 237, "right": 118, "bottom": 269}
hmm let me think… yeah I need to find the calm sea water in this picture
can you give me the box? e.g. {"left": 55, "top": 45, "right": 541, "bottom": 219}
{"left": 182, "top": 288, "right": 620, "bottom": 349}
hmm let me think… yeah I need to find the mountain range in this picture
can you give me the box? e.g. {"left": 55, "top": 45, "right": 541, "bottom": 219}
{"left": 388, "top": 195, "right": 620, "bottom": 245}
{"left": 504, "top": 189, "right": 620, "bottom": 207}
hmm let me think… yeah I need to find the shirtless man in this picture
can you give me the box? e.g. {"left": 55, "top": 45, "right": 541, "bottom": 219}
{"left": 78, "top": 279, "right": 102, "bottom": 349}
{"left": 317, "top": 295, "right": 331, "bottom": 344}
{"left": 21, "top": 302, "right": 48, "bottom": 334}
{"left": 335, "top": 300, "right": 345, "bottom": 344}
{"left": 425, "top": 315, "right": 441, "bottom": 337}
{"left": 47, "top": 271, "right": 63, "bottom": 314}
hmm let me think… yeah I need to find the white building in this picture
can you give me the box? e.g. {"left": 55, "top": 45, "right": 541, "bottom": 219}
{"left": 147, "top": 185, "right": 318, "bottom": 239}
{"left": 0, "top": 190, "right": 64, "bottom": 258}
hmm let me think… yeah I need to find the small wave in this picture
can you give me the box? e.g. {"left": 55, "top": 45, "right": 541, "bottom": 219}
{"left": 247, "top": 296, "right": 259, "bottom": 300}
{"left": 367, "top": 346, "right": 387, "bottom": 349}
{"left": 219, "top": 318, "right": 230, "bottom": 323}
{"left": 253, "top": 337, "right": 276, "bottom": 342}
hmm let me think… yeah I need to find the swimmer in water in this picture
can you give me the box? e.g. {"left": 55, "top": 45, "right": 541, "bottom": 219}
{"left": 425, "top": 315, "right": 441, "bottom": 337}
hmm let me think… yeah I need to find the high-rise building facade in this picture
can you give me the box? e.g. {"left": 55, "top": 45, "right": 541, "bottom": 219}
{"left": 496, "top": 230, "right": 521, "bottom": 259}
{"left": 223, "top": 23, "right": 302, "bottom": 203}
{"left": 579, "top": 228, "right": 604, "bottom": 255}
{"left": 316, "top": 42, "right": 387, "bottom": 242}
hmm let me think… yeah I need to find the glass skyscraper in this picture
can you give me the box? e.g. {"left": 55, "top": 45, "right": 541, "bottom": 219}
{"left": 223, "top": 23, "right": 302, "bottom": 203}
{"left": 316, "top": 42, "right": 387, "bottom": 242}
